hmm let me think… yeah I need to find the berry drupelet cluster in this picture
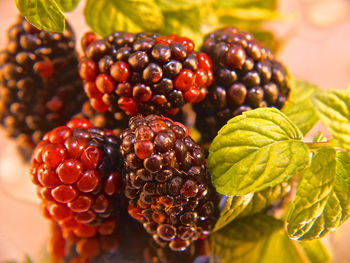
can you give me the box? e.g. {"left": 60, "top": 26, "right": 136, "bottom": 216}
{"left": 79, "top": 32, "right": 213, "bottom": 117}
{"left": 193, "top": 27, "right": 292, "bottom": 143}
{"left": 120, "top": 115, "right": 217, "bottom": 252}
{"left": 30, "top": 118, "right": 123, "bottom": 256}
{"left": 0, "top": 17, "right": 85, "bottom": 160}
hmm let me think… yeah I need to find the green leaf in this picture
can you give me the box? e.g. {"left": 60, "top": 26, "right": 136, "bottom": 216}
{"left": 160, "top": 2, "right": 215, "bottom": 47}
{"left": 313, "top": 89, "right": 350, "bottom": 150}
{"left": 84, "top": 0, "right": 163, "bottom": 37}
{"left": 283, "top": 80, "right": 321, "bottom": 135}
{"left": 334, "top": 151, "right": 350, "bottom": 224}
{"left": 214, "top": 182, "right": 291, "bottom": 231}
{"left": 287, "top": 147, "right": 339, "bottom": 240}
{"left": 208, "top": 107, "right": 309, "bottom": 196}
{"left": 55, "top": 0, "right": 80, "bottom": 12}
{"left": 155, "top": 0, "right": 214, "bottom": 11}
{"left": 215, "top": 0, "right": 277, "bottom": 10}
{"left": 15, "top": 0, "right": 65, "bottom": 32}
{"left": 300, "top": 240, "right": 330, "bottom": 263}
{"left": 211, "top": 214, "right": 310, "bottom": 263}
{"left": 216, "top": 7, "right": 283, "bottom": 22}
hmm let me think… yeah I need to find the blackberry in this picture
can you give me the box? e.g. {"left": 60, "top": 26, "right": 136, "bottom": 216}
{"left": 79, "top": 32, "right": 213, "bottom": 118}
{"left": 30, "top": 118, "right": 123, "bottom": 242}
{"left": 49, "top": 220, "right": 121, "bottom": 262}
{"left": 0, "top": 17, "right": 84, "bottom": 161}
{"left": 60, "top": 210, "right": 205, "bottom": 263}
{"left": 194, "top": 27, "right": 292, "bottom": 143}
{"left": 120, "top": 115, "right": 217, "bottom": 251}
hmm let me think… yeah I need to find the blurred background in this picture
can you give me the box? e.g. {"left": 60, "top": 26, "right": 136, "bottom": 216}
{"left": 0, "top": 0, "right": 349, "bottom": 262}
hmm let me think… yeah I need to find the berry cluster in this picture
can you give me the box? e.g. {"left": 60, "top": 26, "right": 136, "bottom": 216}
{"left": 30, "top": 118, "right": 123, "bottom": 248}
{"left": 0, "top": 17, "right": 85, "bottom": 160}
{"left": 79, "top": 32, "right": 213, "bottom": 117}
{"left": 0, "top": 16, "right": 295, "bottom": 262}
{"left": 120, "top": 115, "right": 217, "bottom": 251}
{"left": 194, "top": 27, "right": 292, "bottom": 143}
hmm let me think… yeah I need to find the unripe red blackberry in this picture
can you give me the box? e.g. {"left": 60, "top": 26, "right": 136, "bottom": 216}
{"left": 194, "top": 27, "right": 292, "bottom": 143}
{"left": 30, "top": 118, "right": 123, "bottom": 241}
{"left": 0, "top": 17, "right": 85, "bottom": 161}
{"left": 79, "top": 32, "right": 213, "bottom": 118}
{"left": 120, "top": 115, "right": 217, "bottom": 251}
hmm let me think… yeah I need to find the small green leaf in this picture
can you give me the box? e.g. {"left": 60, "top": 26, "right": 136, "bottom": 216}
{"left": 84, "top": 0, "right": 163, "bottom": 37}
{"left": 214, "top": 182, "right": 291, "bottom": 231}
{"left": 211, "top": 214, "right": 310, "bottom": 263}
{"left": 300, "top": 240, "right": 330, "bottom": 263}
{"left": 208, "top": 107, "right": 309, "bottom": 196}
{"left": 282, "top": 80, "right": 321, "bottom": 135}
{"left": 313, "top": 89, "right": 350, "bottom": 150}
{"left": 56, "top": 0, "right": 80, "bottom": 12}
{"left": 287, "top": 147, "right": 339, "bottom": 240}
{"left": 15, "top": 0, "right": 65, "bottom": 32}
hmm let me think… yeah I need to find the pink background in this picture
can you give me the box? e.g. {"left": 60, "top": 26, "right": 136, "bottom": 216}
{"left": 0, "top": 0, "right": 349, "bottom": 262}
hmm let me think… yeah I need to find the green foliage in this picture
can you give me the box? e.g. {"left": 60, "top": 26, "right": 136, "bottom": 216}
{"left": 15, "top": 0, "right": 283, "bottom": 49}
{"left": 211, "top": 214, "right": 310, "bottom": 263}
{"left": 313, "top": 89, "right": 350, "bottom": 151}
{"left": 287, "top": 147, "right": 341, "bottom": 240}
{"left": 334, "top": 151, "right": 350, "bottom": 224}
{"left": 300, "top": 240, "right": 330, "bottom": 263}
{"left": 56, "top": 0, "right": 80, "bottom": 11}
{"left": 214, "top": 182, "right": 290, "bottom": 231}
{"left": 208, "top": 107, "right": 309, "bottom": 196}
{"left": 15, "top": 0, "right": 65, "bottom": 32}
{"left": 84, "top": 0, "right": 163, "bottom": 37}
{"left": 283, "top": 80, "right": 321, "bottom": 135}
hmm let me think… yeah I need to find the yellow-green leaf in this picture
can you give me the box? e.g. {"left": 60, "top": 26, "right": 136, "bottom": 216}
{"left": 287, "top": 147, "right": 338, "bottom": 240}
{"left": 211, "top": 214, "right": 310, "bottom": 263}
{"left": 283, "top": 80, "right": 321, "bottom": 135}
{"left": 208, "top": 107, "right": 309, "bottom": 196}
{"left": 334, "top": 151, "right": 350, "bottom": 224}
{"left": 313, "top": 89, "right": 350, "bottom": 150}
{"left": 214, "top": 182, "right": 290, "bottom": 231}
{"left": 300, "top": 240, "right": 330, "bottom": 263}
{"left": 56, "top": 0, "right": 80, "bottom": 12}
{"left": 15, "top": 0, "right": 65, "bottom": 32}
{"left": 84, "top": 0, "right": 163, "bottom": 37}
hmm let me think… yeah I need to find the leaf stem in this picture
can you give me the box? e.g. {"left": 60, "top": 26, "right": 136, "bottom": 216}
{"left": 305, "top": 141, "right": 330, "bottom": 149}
{"left": 306, "top": 140, "right": 346, "bottom": 151}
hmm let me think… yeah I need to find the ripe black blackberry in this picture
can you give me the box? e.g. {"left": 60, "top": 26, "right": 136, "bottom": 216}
{"left": 79, "top": 32, "right": 213, "bottom": 118}
{"left": 194, "top": 27, "right": 292, "bottom": 143}
{"left": 30, "top": 118, "right": 123, "bottom": 242}
{"left": 0, "top": 17, "right": 85, "bottom": 161}
{"left": 120, "top": 115, "right": 217, "bottom": 252}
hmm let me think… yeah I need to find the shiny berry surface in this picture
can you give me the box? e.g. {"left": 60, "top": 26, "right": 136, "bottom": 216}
{"left": 0, "top": 17, "right": 85, "bottom": 161}
{"left": 194, "top": 27, "right": 292, "bottom": 143}
{"left": 79, "top": 32, "right": 213, "bottom": 118}
{"left": 30, "top": 118, "right": 123, "bottom": 241}
{"left": 121, "top": 115, "right": 217, "bottom": 251}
